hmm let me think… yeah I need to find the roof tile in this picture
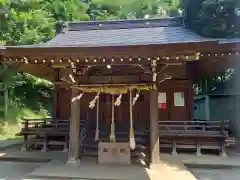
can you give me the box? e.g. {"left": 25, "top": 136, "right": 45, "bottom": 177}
{"left": 45, "top": 26, "right": 210, "bottom": 47}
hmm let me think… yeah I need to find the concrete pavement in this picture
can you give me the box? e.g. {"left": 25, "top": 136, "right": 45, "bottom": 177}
{"left": 0, "top": 139, "right": 23, "bottom": 150}
{"left": 0, "top": 159, "right": 239, "bottom": 180}
{"left": 191, "top": 168, "right": 240, "bottom": 180}
{"left": 0, "top": 161, "right": 40, "bottom": 179}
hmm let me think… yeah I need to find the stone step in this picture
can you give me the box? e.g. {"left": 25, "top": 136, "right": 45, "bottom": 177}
{"left": 82, "top": 149, "right": 148, "bottom": 158}
{"left": 90, "top": 130, "right": 149, "bottom": 136}
{"left": 85, "top": 137, "right": 148, "bottom": 143}
{"left": 83, "top": 143, "right": 148, "bottom": 151}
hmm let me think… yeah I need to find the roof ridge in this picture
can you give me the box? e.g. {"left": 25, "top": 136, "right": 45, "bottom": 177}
{"left": 67, "top": 17, "right": 183, "bottom": 31}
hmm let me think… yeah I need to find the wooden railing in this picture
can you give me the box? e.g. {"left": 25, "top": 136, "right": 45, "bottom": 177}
{"left": 158, "top": 120, "right": 234, "bottom": 157}
{"left": 21, "top": 118, "right": 70, "bottom": 130}
{"left": 20, "top": 118, "right": 86, "bottom": 152}
{"left": 158, "top": 120, "right": 229, "bottom": 134}
{"left": 79, "top": 117, "right": 89, "bottom": 156}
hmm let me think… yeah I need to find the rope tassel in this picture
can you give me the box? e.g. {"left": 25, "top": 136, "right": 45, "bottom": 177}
{"left": 95, "top": 129, "right": 99, "bottom": 142}
{"left": 110, "top": 123, "right": 116, "bottom": 142}
{"left": 130, "top": 127, "right": 136, "bottom": 150}
{"left": 95, "top": 97, "right": 100, "bottom": 141}
{"left": 129, "top": 90, "right": 136, "bottom": 150}
{"left": 110, "top": 94, "right": 116, "bottom": 142}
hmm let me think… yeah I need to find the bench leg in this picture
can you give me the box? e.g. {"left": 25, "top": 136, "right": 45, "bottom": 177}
{"left": 63, "top": 135, "right": 69, "bottom": 152}
{"left": 172, "top": 140, "right": 178, "bottom": 155}
{"left": 21, "top": 144, "right": 27, "bottom": 152}
{"left": 196, "top": 142, "right": 202, "bottom": 156}
{"left": 21, "top": 135, "right": 28, "bottom": 152}
{"left": 220, "top": 142, "right": 227, "bottom": 158}
{"left": 41, "top": 135, "right": 47, "bottom": 152}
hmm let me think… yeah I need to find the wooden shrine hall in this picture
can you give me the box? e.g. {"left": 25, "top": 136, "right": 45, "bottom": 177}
{"left": 0, "top": 18, "right": 239, "bottom": 167}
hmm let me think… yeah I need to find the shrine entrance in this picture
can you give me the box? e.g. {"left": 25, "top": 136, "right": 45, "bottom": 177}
{"left": 97, "top": 92, "right": 149, "bottom": 133}
{"left": 72, "top": 84, "right": 154, "bottom": 165}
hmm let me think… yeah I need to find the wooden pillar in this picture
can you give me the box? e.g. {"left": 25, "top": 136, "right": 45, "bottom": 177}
{"left": 52, "top": 69, "right": 59, "bottom": 118}
{"left": 67, "top": 88, "right": 81, "bottom": 165}
{"left": 52, "top": 85, "right": 58, "bottom": 118}
{"left": 205, "top": 95, "right": 210, "bottom": 120}
{"left": 149, "top": 89, "right": 160, "bottom": 168}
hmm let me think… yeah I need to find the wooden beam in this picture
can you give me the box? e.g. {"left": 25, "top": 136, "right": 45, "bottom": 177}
{"left": 73, "top": 83, "right": 153, "bottom": 87}
{"left": 4, "top": 41, "right": 218, "bottom": 58}
{"left": 58, "top": 74, "right": 152, "bottom": 85}
{"left": 67, "top": 88, "right": 81, "bottom": 165}
{"left": 149, "top": 88, "right": 160, "bottom": 168}
{"left": 79, "top": 75, "right": 151, "bottom": 84}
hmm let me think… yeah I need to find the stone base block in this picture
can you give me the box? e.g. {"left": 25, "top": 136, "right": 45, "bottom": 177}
{"left": 66, "top": 158, "right": 80, "bottom": 166}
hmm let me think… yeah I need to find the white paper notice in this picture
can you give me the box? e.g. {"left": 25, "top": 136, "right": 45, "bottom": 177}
{"left": 158, "top": 92, "right": 166, "bottom": 103}
{"left": 174, "top": 92, "right": 184, "bottom": 106}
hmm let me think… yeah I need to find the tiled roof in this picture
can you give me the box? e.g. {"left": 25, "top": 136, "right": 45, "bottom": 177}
{"left": 4, "top": 18, "right": 240, "bottom": 48}
{"left": 218, "top": 38, "right": 240, "bottom": 44}
{"left": 44, "top": 26, "right": 210, "bottom": 47}
{"left": 40, "top": 18, "right": 212, "bottom": 48}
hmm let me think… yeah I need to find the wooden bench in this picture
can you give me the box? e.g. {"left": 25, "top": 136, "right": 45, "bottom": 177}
{"left": 158, "top": 120, "right": 234, "bottom": 157}
{"left": 23, "top": 128, "right": 69, "bottom": 152}
{"left": 20, "top": 118, "right": 86, "bottom": 152}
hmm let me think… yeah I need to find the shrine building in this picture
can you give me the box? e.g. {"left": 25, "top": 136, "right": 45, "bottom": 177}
{"left": 0, "top": 17, "right": 239, "bottom": 167}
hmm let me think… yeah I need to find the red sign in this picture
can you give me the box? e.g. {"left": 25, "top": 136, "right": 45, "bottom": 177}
{"left": 158, "top": 92, "right": 167, "bottom": 110}
{"left": 159, "top": 103, "right": 167, "bottom": 110}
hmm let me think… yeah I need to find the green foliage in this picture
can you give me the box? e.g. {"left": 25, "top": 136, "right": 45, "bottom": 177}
{"left": 88, "top": 0, "right": 120, "bottom": 20}
{"left": 0, "top": 0, "right": 56, "bottom": 45}
{"left": 88, "top": 0, "right": 182, "bottom": 20}
{"left": 44, "top": 0, "right": 90, "bottom": 32}
{"left": 183, "top": 0, "right": 240, "bottom": 38}
{"left": 0, "top": 0, "right": 184, "bottom": 44}
{"left": 195, "top": 69, "right": 235, "bottom": 95}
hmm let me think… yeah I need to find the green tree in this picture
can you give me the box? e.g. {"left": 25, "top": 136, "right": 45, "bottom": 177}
{"left": 88, "top": 0, "right": 182, "bottom": 20}
{"left": 0, "top": 0, "right": 56, "bottom": 45}
{"left": 183, "top": 0, "right": 240, "bottom": 38}
{"left": 87, "top": 0, "right": 120, "bottom": 20}
{"left": 44, "top": 0, "right": 90, "bottom": 33}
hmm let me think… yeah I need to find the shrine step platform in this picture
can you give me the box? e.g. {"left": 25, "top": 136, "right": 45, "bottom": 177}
{"left": 28, "top": 157, "right": 197, "bottom": 180}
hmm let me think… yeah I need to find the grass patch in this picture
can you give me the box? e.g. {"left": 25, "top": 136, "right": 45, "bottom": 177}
{"left": 0, "top": 105, "right": 50, "bottom": 140}
{"left": 0, "top": 125, "right": 22, "bottom": 140}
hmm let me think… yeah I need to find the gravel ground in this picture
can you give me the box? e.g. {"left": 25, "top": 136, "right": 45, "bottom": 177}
{"left": 191, "top": 168, "right": 240, "bottom": 180}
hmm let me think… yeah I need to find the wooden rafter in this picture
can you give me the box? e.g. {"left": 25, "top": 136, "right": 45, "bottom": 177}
{"left": 1, "top": 41, "right": 239, "bottom": 83}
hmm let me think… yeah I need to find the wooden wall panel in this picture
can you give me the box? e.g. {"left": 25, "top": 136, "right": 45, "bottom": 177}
{"left": 58, "top": 88, "right": 71, "bottom": 120}
{"left": 56, "top": 89, "right": 150, "bottom": 130}
{"left": 158, "top": 79, "right": 193, "bottom": 121}
{"left": 56, "top": 80, "right": 194, "bottom": 127}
